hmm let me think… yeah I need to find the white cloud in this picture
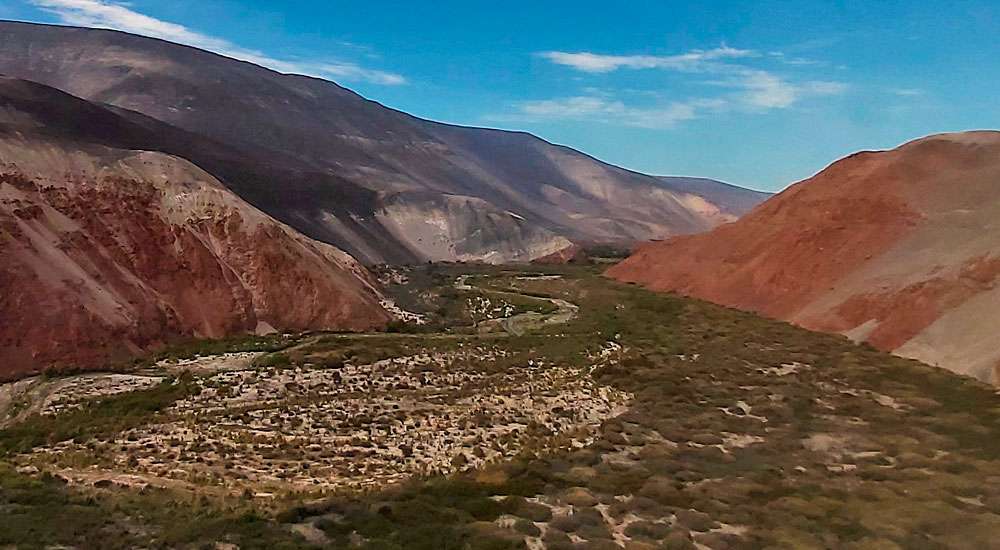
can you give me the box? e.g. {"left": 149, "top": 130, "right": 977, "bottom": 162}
{"left": 494, "top": 95, "right": 697, "bottom": 129}
{"left": 541, "top": 46, "right": 846, "bottom": 111}
{"left": 521, "top": 44, "right": 848, "bottom": 127}
{"left": 734, "top": 70, "right": 846, "bottom": 109}
{"left": 29, "top": 0, "right": 406, "bottom": 85}
{"left": 319, "top": 62, "right": 406, "bottom": 86}
{"left": 767, "top": 51, "right": 820, "bottom": 66}
{"left": 490, "top": 65, "right": 847, "bottom": 128}
{"left": 539, "top": 46, "right": 757, "bottom": 73}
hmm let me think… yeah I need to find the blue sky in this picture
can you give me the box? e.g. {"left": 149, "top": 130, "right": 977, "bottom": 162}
{"left": 2, "top": 1, "right": 997, "bottom": 191}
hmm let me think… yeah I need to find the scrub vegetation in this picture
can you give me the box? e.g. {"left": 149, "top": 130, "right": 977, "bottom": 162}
{"left": 3, "top": 265, "right": 1000, "bottom": 550}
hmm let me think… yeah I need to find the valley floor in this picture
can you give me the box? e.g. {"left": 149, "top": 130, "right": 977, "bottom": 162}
{"left": 3, "top": 265, "right": 1000, "bottom": 550}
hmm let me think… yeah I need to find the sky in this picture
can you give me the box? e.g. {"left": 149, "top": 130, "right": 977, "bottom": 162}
{"left": 1, "top": 1, "right": 997, "bottom": 191}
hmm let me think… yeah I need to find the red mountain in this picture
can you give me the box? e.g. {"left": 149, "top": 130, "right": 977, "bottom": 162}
{"left": 608, "top": 131, "right": 1000, "bottom": 384}
{"left": 0, "top": 77, "right": 389, "bottom": 377}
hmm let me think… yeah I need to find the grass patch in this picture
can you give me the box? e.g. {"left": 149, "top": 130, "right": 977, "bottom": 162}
{"left": 0, "top": 374, "right": 197, "bottom": 456}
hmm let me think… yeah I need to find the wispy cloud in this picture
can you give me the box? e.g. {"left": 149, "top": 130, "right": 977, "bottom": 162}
{"left": 315, "top": 62, "right": 405, "bottom": 86}
{"left": 539, "top": 46, "right": 757, "bottom": 73}
{"left": 504, "top": 44, "right": 847, "bottom": 128}
{"left": 29, "top": 0, "right": 406, "bottom": 85}
{"left": 722, "top": 70, "right": 847, "bottom": 109}
{"left": 494, "top": 96, "right": 698, "bottom": 129}
{"left": 766, "top": 51, "right": 821, "bottom": 66}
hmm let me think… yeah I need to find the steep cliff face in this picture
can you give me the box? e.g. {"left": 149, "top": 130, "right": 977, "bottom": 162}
{"left": 608, "top": 132, "right": 1000, "bottom": 384}
{"left": 0, "top": 21, "right": 768, "bottom": 263}
{"left": 0, "top": 79, "right": 389, "bottom": 377}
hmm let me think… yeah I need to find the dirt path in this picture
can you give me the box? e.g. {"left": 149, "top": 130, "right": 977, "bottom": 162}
{"left": 456, "top": 275, "right": 579, "bottom": 335}
{"left": 0, "top": 373, "right": 165, "bottom": 426}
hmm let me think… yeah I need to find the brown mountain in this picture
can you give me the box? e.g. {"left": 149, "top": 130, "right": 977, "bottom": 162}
{"left": 0, "top": 77, "right": 389, "bottom": 378}
{"left": 608, "top": 131, "right": 1000, "bottom": 384}
{"left": 0, "top": 20, "right": 768, "bottom": 264}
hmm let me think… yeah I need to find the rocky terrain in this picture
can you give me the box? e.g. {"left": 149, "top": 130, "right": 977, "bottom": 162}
{"left": 608, "top": 131, "right": 1000, "bottom": 384}
{"left": 0, "top": 77, "right": 389, "bottom": 378}
{"left": 4, "top": 265, "right": 1000, "bottom": 550}
{"left": 23, "top": 346, "right": 628, "bottom": 493}
{"left": 0, "top": 20, "right": 769, "bottom": 264}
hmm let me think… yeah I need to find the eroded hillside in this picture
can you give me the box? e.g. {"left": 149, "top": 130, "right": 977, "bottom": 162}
{"left": 0, "top": 77, "right": 389, "bottom": 377}
{"left": 609, "top": 131, "right": 1000, "bottom": 384}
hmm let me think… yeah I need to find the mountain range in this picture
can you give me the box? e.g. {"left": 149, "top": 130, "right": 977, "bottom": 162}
{"left": 0, "top": 20, "right": 770, "bottom": 376}
{"left": 0, "top": 20, "right": 768, "bottom": 265}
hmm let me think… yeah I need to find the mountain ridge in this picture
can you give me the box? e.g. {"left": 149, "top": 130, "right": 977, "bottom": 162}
{"left": 0, "top": 20, "right": 768, "bottom": 264}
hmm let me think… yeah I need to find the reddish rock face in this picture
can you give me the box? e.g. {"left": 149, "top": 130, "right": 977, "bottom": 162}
{"left": 532, "top": 244, "right": 583, "bottom": 265}
{"left": 814, "top": 255, "right": 1000, "bottom": 351}
{"left": 0, "top": 146, "right": 389, "bottom": 378}
{"left": 607, "top": 131, "right": 1000, "bottom": 384}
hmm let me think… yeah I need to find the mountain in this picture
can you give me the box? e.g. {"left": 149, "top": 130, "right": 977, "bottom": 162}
{"left": 608, "top": 131, "right": 1000, "bottom": 384}
{"left": 0, "top": 77, "right": 389, "bottom": 377}
{"left": 0, "top": 20, "right": 769, "bottom": 264}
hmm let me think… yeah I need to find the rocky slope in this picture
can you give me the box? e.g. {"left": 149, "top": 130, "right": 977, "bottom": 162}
{"left": 0, "top": 20, "right": 769, "bottom": 264}
{"left": 608, "top": 131, "right": 1000, "bottom": 384}
{"left": 0, "top": 77, "right": 389, "bottom": 377}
